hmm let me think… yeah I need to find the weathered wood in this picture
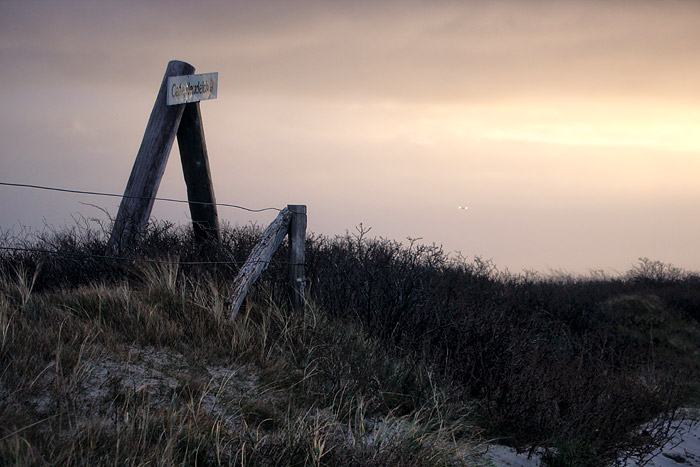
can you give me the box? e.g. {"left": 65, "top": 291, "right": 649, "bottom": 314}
{"left": 228, "top": 208, "right": 292, "bottom": 321}
{"left": 177, "top": 102, "right": 220, "bottom": 242}
{"left": 287, "top": 205, "right": 307, "bottom": 312}
{"left": 108, "top": 60, "right": 194, "bottom": 253}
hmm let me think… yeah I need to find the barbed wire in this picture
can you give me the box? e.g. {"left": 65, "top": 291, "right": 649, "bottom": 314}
{"left": 0, "top": 182, "right": 281, "bottom": 213}
{"left": 0, "top": 245, "right": 304, "bottom": 267}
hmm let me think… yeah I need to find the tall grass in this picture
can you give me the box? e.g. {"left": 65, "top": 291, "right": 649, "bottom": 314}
{"left": 0, "top": 254, "right": 476, "bottom": 465}
{"left": 1, "top": 220, "right": 699, "bottom": 464}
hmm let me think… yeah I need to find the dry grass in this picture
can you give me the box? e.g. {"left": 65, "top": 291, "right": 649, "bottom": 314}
{"left": 0, "top": 264, "right": 480, "bottom": 466}
{"left": 2, "top": 222, "right": 699, "bottom": 465}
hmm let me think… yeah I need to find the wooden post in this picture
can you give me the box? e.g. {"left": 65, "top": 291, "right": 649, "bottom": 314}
{"left": 177, "top": 102, "right": 220, "bottom": 242}
{"left": 108, "top": 60, "right": 194, "bottom": 253}
{"left": 228, "top": 208, "right": 292, "bottom": 321}
{"left": 287, "top": 205, "right": 307, "bottom": 312}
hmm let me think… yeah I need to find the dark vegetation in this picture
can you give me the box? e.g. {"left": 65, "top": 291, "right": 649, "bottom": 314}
{"left": 1, "top": 219, "right": 699, "bottom": 465}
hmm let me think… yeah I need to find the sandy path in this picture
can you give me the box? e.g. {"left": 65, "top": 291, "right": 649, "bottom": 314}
{"left": 483, "top": 413, "right": 699, "bottom": 466}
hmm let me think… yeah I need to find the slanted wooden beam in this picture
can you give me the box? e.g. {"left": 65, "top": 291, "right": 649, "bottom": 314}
{"left": 108, "top": 60, "right": 194, "bottom": 253}
{"left": 228, "top": 208, "right": 292, "bottom": 321}
{"left": 177, "top": 101, "right": 220, "bottom": 242}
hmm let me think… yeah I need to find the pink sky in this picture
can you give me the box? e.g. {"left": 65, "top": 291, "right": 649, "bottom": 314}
{"left": 1, "top": 0, "right": 699, "bottom": 274}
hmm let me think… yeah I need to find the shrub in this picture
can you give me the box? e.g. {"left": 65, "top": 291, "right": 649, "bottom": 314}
{"left": 1, "top": 219, "right": 694, "bottom": 464}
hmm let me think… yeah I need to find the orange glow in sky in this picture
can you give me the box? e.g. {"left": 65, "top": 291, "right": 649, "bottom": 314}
{"left": 1, "top": 0, "right": 699, "bottom": 273}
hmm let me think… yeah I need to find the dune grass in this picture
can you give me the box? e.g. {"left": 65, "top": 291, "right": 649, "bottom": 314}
{"left": 0, "top": 260, "right": 478, "bottom": 465}
{"left": 1, "top": 220, "right": 699, "bottom": 465}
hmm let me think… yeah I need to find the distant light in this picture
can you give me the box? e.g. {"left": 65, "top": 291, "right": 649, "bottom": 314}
{"left": 458, "top": 206, "right": 468, "bottom": 210}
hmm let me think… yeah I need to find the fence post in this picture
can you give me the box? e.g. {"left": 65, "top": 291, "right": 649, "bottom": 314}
{"left": 108, "top": 60, "right": 195, "bottom": 253}
{"left": 288, "top": 205, "right": 307, "bottom": 312}
{"left": 177, "top": 101, "right": 220, "bottom": 242}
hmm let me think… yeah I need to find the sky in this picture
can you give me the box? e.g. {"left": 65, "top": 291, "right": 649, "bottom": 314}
{"left": 1, "top": 0, "right": 699, "bottom": 274}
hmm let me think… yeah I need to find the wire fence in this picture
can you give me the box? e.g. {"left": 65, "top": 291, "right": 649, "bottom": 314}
{"left": 0, "top": 245, "right": 237, "bottom": 265}
{"left": 0, "top": 180, "right": 296, "bottom": 268}
{"left": 0, "top": 245, "right": 305, "bottom": 267}
{"left": 0, "top": 181, "right": 282, "bottom": 213}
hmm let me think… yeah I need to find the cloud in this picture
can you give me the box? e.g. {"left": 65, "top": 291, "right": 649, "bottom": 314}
{"left": 3, "top": 0, "right": 700, "bottom": 104}
{"left": 2, "top": 0, "right": 700, "bottom": 273}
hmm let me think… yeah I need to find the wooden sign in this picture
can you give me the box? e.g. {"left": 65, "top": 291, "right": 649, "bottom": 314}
{"left": 167, "top": 72, "right": 218, "bottom": 106}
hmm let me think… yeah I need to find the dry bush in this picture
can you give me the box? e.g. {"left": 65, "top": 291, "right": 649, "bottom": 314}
{"left": 0, "top": 255, "right": 476, "bottom": 465}
{"left": 1, "top": 220, "right": 697, "bottom": 464}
